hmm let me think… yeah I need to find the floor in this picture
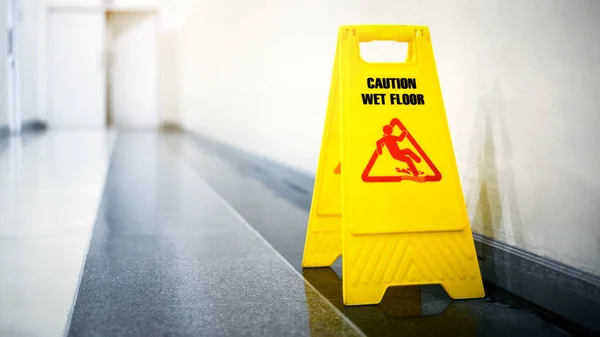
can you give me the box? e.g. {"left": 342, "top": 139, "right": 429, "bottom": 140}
{"left": 0, "top": 131, "right": 116, "bottom": 336}
{"left": 0, "top": 130, "right": 582, "bottom": 336}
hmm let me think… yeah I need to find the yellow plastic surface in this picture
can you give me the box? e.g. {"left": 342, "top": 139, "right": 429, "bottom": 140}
{"left": 302, "top": 33, "right": 344, "bottom": 269}
{"left": 302, "top": 25, "right": 485, "bottom": 305}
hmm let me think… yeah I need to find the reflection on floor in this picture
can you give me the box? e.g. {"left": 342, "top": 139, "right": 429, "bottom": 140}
{"left": 167, "top": 132, "right": 581, "bottom": 337}
{"left": 304, "top": 268, "right": 572, "bottom": 337}
{"left": 0, "top": 130, "right": 589, "bottom": 336}
{"left": 0, "top": 131, "right": 116, "bottom": 337}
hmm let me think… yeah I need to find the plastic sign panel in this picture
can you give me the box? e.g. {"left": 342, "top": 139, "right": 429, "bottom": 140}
{"left": 302, "top": 25, "right": 485, "bottom": 305}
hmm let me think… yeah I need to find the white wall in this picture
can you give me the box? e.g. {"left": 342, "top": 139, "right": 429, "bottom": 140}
{"left": 175, "top": 0, "right": 600, "bottom": 276}
{"left": 158, "top": 32, "right": 178, "bottom": 124}
{"left": 0, "top": 0, "right": 7, "bottom": 128}
{"left": 156, "top": 0, "right": 200, "bottom": 124}
{"left": 45, "top": 0, "right": 158, "bottom": 9}
{"left": 16, "top": 0, "right": 37, "bottom": 124}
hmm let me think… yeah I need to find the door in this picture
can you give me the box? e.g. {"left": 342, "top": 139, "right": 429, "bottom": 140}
{"left": 107, "top": 12, "right": 159, "bottom": 129}
{"left": 47, "top": 9, "right": 106, "bottom": 129}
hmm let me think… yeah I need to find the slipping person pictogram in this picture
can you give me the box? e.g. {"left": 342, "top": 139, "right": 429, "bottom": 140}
{"left": 376, "top": 124, "right": 422, "bottom": 177}
{"left": 362, "top": 118, "right": 442, "bottom": 183}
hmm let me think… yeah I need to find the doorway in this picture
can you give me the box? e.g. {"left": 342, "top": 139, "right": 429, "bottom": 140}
{"left": 106, "top": 12, "right": 159, "bottom": 130}
{"left": 45, "top": 8, "right": 159, "bottom": 130}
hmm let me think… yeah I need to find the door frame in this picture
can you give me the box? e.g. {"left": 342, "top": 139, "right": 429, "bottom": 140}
{"left": 6, "top": 0, "right": 20, "bottom": 135}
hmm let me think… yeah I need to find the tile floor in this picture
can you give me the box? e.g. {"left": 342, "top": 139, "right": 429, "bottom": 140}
{"left": 0, "top": 131, "right": 117, "bottom": 337}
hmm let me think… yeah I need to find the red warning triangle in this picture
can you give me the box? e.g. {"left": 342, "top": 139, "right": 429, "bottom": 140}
{"left": 361, "top": 118, "right": 442, "bottom": 183}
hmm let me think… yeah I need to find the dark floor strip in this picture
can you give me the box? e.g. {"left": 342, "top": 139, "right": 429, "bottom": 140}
{"left": 67, "top": 132, "right": 362, "bottom": 336}
{"left": 169, "top": 131, "right": 595, "bottom": 337}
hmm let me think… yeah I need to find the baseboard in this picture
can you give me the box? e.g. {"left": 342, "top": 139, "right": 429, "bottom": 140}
{"left": 161, "top": 122, "right": 184, "bottom": 133}
{"left": 0, "top": 120, "right": 48, "bottom": 137}
{"left": 185, "top": 130, "right": 600, "bottom": 334}
{"left": 473, "top": 233, "right": 600, "bottom": 334}
{"left": 24, "top": 120, "right": 48, "bottom": 132}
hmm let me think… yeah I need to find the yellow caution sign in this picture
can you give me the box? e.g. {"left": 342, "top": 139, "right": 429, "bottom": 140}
{"left": 302, "top": 25, "right": 485, "bottom": 305}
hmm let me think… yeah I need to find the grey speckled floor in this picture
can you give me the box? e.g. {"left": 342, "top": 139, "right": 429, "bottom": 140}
{"left": 67, "top": 133, "right": 363, "bottom": 337}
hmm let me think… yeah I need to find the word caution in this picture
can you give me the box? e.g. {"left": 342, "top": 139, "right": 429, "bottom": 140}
{"left": 361, "top": 77, "right": 426, "bottom": 106}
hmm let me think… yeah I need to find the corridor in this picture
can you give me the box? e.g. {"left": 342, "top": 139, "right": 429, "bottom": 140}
{"left": 0, "top": 130, "right": 589, "bottom": 336}
{"left": 1, "top": 2, "right": 599, "bottom": 335}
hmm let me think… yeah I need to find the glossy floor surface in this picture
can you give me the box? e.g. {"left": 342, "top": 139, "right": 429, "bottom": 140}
{"left": 0, "top": 131, "right": 117, "bottom": 336}
{"left": 0, "top": 131, "right": 583, "bottom": 336}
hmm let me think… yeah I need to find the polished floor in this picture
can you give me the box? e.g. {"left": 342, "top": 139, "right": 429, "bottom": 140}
{"left": 0, "top": 131, "right": 117, "bottom": 336}
{"left": 0, "top": 130, "right": 584, "bottom": 336}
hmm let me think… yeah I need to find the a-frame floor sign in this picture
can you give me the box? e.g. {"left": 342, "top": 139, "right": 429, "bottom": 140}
{"left": 302, "top": 25, "right": 485, "bottom": 305}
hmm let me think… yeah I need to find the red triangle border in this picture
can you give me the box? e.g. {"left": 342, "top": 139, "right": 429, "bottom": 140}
{"left": 361, "top": 118, "right": 442, "bottom": 183}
